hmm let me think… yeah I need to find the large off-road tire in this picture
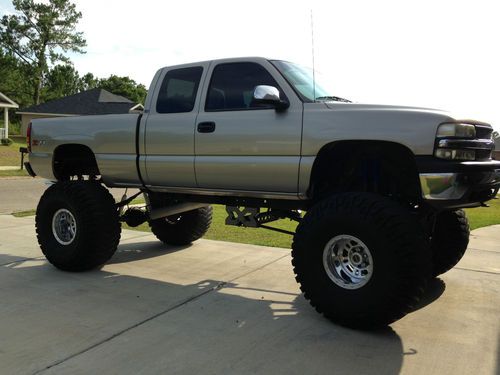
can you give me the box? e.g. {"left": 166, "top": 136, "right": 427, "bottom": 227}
{"left": 430, "top": 210, "right": 469, "bottom": 277}
{"left": 292, "top": 193, "right": 431, "bottom": 329}
{"left": 148, "top": 205, "right": 213, "bottom": 246}
{"left": 35, "top": 181, "right": 121, "bottom": 271}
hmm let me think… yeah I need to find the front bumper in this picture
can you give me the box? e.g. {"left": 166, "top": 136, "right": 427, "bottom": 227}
{"left": 417, "top": 157, "right": 500, "bottom": 209}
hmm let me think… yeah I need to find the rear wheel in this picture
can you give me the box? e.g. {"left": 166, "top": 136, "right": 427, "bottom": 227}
{"left": 36, "top": 181, "right": 121, "bottom": 271}
{"left": 292, "top": 193, "right": 431, "bottom": 329}
{"left": 148, "top": 195, "right": 212, "bottom": 246}
{"left": 430, "top": 210, "right": 470, "bottom": 277}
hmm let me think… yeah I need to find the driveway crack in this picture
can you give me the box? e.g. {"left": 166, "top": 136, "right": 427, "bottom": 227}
{"left": 33, "top": 252, "right": 289, "bottom": 374}
{"left": 454, "top": 266, "right": 499, "bottom": 275}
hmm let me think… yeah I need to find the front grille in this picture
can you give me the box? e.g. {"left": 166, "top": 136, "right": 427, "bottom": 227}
{"left": 474, "top": 124, "right": 494, "bottom": 160}
{"left": 475, "top": 124, "right": 493, "bottom": 140}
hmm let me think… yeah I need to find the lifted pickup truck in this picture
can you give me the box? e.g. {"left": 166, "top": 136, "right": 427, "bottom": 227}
{"left": 26, "top": 57, "right": 500, "bottom": 329}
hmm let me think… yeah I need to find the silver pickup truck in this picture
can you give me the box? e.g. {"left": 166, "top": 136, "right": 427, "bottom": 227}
{"left": 25, "top": 57, "right": 500, "bottom": 329}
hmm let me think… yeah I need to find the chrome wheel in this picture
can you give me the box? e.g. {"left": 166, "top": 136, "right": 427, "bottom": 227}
{"left": 323, "top": 234, "right": 373, "bottom": 290}
{"left": 52, "top": 208, "right": 77, "bottom": 245}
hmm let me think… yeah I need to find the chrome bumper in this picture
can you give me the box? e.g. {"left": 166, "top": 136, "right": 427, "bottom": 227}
{"left": 419, "top": 169, "right": 500, "bottom": 200}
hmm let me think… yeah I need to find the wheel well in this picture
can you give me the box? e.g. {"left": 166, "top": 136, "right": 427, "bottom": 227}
{"left": 53, "top": 144, "right": 100, "bottom": 180}
{"left": 308, "top": 141, "right": 421, "bottom": 203}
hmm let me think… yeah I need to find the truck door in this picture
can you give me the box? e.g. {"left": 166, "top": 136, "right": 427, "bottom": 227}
{"left": 194, "top": 60, "right": 303, "bottom": 193}
{"left": 144, "top": 63, "right": 208, "bottom": 188}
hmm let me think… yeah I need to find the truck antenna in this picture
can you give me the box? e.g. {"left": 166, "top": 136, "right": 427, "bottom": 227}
{"left": 310, "top": 9, "right": 316, "bottom": 102}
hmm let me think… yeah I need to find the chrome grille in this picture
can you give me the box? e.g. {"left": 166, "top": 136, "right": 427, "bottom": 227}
{"left": 474, "top": 124, "right": 494, "bottom": 160}
{"left": 475, "top": 124, "right": 493, "bottom": 140}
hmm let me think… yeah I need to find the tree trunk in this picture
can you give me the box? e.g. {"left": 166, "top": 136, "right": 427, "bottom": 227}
{"left": 33, "top": 45, "right": 47, "bottom": 105}
{"left": 34, "top": 75, "right": 41, "bottom": 105}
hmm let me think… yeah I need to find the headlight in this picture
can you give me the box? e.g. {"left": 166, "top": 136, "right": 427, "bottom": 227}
{"left": 437, "top": 123, "right": 476, "bottom": 138}
{"left": 435, "top": 148, "right": 476, "bottom": 160}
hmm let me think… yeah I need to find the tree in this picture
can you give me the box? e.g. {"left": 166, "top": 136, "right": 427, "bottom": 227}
{"left": 0, "top": 49, "right": 32, "bottom": 108}
{"left": 42, "top": 64, "right": 81, "bottom": 101}
{"left": 80, "top": 72, "right": 99, "bottom": 91}
{"left": 98, "top": 75, "right": 147, "bottom": 104}
{"left": 0, "top": 0, "right": 86, "bottom": 105}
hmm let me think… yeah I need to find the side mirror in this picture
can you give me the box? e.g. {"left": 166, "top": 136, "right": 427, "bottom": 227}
{"left": 253, "top": 85, "right": 290, "bottom": 111}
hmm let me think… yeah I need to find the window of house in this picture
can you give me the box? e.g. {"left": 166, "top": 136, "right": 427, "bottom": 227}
{"left": 205, "top": 62, "right": 285, "bottom": 111}
{"left": 156, "top": 67, "right": 203, "bottom": 113}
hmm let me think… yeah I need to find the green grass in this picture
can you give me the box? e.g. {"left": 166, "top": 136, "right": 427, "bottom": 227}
{"left": 0, "top": 135, "right": 27, "bottom": 167}
{"left": 0, "top": 169, "right": 29, "bottom": 177}
{"left": 464, "top": 197, "right": 500, "bottom": 230}
{"left": 125, "top": 205, "right": 298, "bottom": 248}
{"left": 12, "top": 209, "right": 36, "bottom": 217}
{"left": 11, "top": 198, "right": 500, "bottom": 248}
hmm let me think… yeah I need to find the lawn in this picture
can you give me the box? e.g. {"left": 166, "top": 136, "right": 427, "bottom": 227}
{"left": 0, "top": 135, "right": 27, "bottom": 167}
{"left": 126, "top": 204, "right": 298, "bottom": 248}
{"left": 0, "top": 169, "right": 29, "bottom": 177}
{"left": 464, "top": 196, "right": 500, "bottom": 230}
{"left": 12, "top": 198, "right": 500, "bottom": 249}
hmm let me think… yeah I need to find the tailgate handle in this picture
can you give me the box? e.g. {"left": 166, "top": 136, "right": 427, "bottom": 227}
{"left": 197, "top": 122, "right": 216, "bottom": 133}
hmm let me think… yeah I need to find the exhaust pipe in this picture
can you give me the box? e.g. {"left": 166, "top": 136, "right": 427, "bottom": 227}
{"left": 122, "top": 202, "right": 208, "bottom": 227}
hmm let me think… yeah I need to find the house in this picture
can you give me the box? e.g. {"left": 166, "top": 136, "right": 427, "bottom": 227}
{"left": 0, "top": 92, "right": 19, "bottom": 140}
{"left": 17, "top": 88, "right": 143, "bottom": 136}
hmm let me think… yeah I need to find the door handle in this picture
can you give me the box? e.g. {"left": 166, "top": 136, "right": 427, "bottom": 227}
{"left": 197, "top": 122, "right": 216, "bottom": 133}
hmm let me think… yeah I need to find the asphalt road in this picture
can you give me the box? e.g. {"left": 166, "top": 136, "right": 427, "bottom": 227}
{"left": 0, "top": 177, "right": 138, "bottom": 213}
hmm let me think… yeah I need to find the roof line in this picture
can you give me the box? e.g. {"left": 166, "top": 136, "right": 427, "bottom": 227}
{"left": 16, "top": 112, "right": 78, "bottom": 117}
{"left": 129, "top": 103, "right": 144, "bottom": 111}
{"left": 0, "top": 92, "right": 19, "bottom": 108}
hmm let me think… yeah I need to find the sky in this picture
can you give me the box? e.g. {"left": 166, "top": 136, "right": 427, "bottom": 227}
{"left": 1, "top": 0, "right": 499, "bottom": 131}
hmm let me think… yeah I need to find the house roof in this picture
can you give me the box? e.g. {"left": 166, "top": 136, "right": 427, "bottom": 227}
{"left": 17, "top": 88, "right": 138, "bottom": 115}
{"left": 0, "top": 92, "right": 19, "bottom": 109}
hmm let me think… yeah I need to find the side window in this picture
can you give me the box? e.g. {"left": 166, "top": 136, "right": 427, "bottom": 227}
{"left": 156, "top": 67, "right": 203, "bottom": 113}
{"left": 205, "top": 62, "right": 285, "bottom": 111}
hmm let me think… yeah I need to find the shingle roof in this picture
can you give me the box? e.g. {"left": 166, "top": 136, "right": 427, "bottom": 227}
{"left": 17, "top": 88, "right": 136, "bottom": 115}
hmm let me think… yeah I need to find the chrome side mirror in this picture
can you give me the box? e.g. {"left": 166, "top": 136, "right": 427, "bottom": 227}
{"left": 253, "top": 85, "right": 289, "bottom": 111}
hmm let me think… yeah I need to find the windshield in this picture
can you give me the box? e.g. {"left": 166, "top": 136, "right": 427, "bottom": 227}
{"left": 271, "top": 60, "right": 350, "bottom": 103}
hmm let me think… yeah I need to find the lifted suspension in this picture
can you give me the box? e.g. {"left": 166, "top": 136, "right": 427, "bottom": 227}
{"left": 225, "top": 206, "right": 301, "bottom": 235}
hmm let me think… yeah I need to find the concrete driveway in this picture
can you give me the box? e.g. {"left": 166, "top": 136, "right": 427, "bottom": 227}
{"left": 0, "top": 177, "right": 138, "bottom": 214}
{"left": 0, "top": 214, "right": 498, "bottom": 375}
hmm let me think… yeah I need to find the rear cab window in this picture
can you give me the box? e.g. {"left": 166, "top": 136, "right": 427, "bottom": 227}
{"left": 156, "top": 67, "right": 203, "bottom": 113}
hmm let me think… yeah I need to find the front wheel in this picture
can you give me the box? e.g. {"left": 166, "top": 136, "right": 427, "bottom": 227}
{"left": 35, "top": 181, "right": 121, "bottom": 271}
{"left": 292, "top": 193, "right": 431, "bottom": 329}
{"left": 430, "top": 210, "right": 470, "bottom": 277}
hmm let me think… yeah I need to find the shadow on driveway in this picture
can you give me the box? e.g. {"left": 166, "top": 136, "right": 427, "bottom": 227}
{"left": 0, "top": 246, "right": 419, "bottom": 375}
